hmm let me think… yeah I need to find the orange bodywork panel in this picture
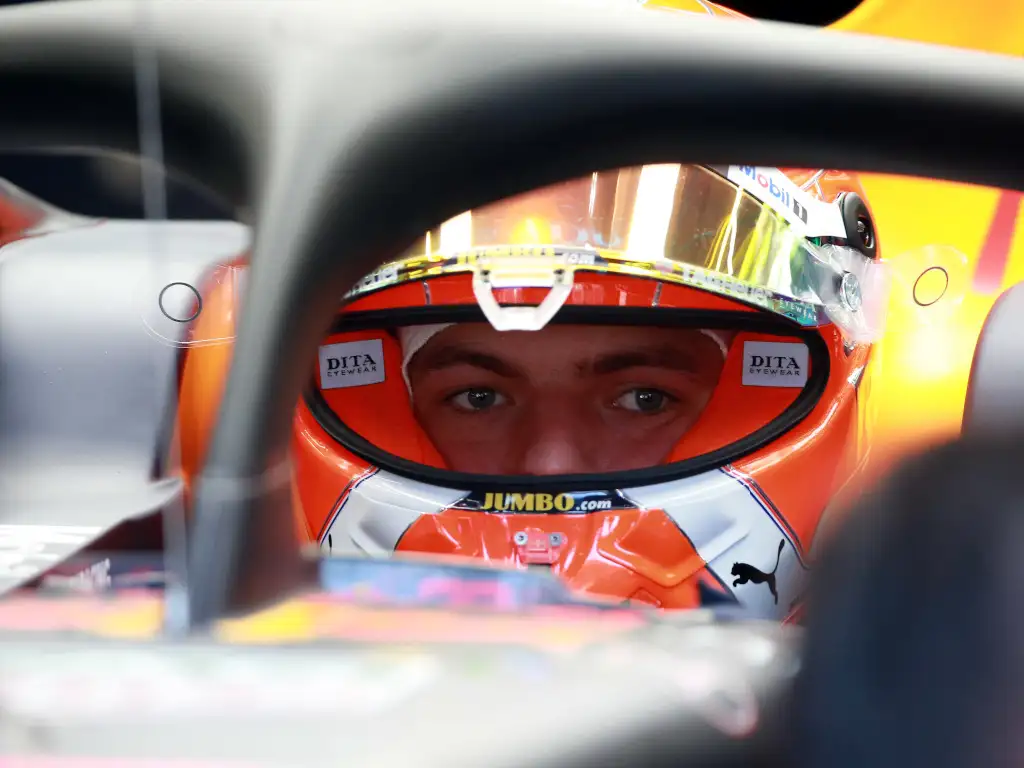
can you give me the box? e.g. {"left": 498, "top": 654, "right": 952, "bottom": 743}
{"left": 825, "top": 0, "right": 1024, "bottom": 477}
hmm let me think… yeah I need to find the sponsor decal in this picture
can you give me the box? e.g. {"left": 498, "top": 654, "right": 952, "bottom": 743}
{"left": 678, "top": 264, "right": 770, "bottom": 304}
{"left": 674, "top": 264, "right": 822, "bottom": 327}
{"left": 562, "top": 250, "right": 598, "bottom": 266}
{"left": 769, "top": 298, "right": 820, "bottom": 327}
{"left": 728, "top": 165, "right": 810, "bottom": 226}
{"left": 731, "top": 540, "right": 784, "bottom": 605}
{"left": 346, "top": 263, "right": 400, "bottom": 297}
{"left": 453, "top": 489, "right": 636, "bottom": 514}
{"left": 318, "top": 339, "right": 385, "bottom": 390}
{"left": 724, "top": 165, "right": 846, "bottom": 237}
{"left": 741, "top": 341, "right": 809, "bottom": 388}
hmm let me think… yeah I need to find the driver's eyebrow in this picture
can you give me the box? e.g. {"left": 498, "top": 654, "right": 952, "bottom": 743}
{"left": 584, "top": 346, "right": 703, "bottom": 376}
{"left": 414, "top": 348, "right": 522, "bottom": 378}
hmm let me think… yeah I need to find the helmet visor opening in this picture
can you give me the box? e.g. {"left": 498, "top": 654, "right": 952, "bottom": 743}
{"left": 308, "top": 308, "right": 828, "bottom": 488}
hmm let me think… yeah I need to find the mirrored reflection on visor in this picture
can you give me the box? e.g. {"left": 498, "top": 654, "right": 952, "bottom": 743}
{"left": 346, "top": 164, "right": 888, "bottom": 341}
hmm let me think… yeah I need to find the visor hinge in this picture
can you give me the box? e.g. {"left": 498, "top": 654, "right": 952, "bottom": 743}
{"left": 471, "top": 253, "right": 576, "bottom": 332}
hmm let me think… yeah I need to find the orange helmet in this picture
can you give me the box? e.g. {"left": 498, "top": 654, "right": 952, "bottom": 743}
{"left": 290, "top": 155, "right": 887, "bottom": 621}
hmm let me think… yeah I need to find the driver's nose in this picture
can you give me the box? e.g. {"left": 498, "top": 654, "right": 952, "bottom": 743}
{"left": 513, "top": 403, "right": 592, "bottom": 476}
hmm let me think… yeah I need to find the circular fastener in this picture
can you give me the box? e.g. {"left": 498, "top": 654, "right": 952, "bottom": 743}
{"left": 158, "top": 282, "right": 202, "bottom": 323}
{"left": 913, "top": 266, "right": 949, "bottom": 307}
{"left": 855, "top": 215, "right": 874, "bottom": 251}
{"left": 513, "top": 531, "right": 529, "bottom": 546}
{"left": 839, "top": 272, "right": 862, "bottom": 313}
{"left": 549, "top": 533, "right": 565, "bottom": 546}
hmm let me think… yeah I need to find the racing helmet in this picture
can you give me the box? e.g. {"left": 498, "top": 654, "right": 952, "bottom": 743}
{"left": 292, "top": 159, "right": 886, "bottom": 622}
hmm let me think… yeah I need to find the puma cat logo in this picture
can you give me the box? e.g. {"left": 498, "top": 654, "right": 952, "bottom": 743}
{"left": 731, "top": 539, "right": 785, "bottom": 604}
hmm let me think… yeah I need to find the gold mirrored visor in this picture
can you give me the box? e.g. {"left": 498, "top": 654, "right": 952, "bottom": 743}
{"left": 347, "top": 165, "right": 885, "bottom": 338}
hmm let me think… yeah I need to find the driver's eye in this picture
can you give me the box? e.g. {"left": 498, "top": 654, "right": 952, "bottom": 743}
{"left": 615, "top": 388, "right": 673, "bottom": 413}
{"left": 449, "top": 388, "right": 506, "bottom": 412}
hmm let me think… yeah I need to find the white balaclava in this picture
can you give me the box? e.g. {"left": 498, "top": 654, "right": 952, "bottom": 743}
{"left": 396, "top": 323, "right": 731, "bottom": 396}
{"left": 397, "top": 323, "right": 454, "bottom": 394}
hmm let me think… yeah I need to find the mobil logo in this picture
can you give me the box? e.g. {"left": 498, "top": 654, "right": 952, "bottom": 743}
{"left": 734, "top": 166, "right": 809, "bottom": 226}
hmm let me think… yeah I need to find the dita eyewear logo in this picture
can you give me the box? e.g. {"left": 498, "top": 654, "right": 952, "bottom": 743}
{"left": 319, "top": 339, "right": 385, "bottom": 390}
{"left": 741, "top": 341, "right": 808, "bottom": 388}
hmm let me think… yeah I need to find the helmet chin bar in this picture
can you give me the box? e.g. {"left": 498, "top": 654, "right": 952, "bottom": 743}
{"left": 471, "top": 255, "right": 576, "bottom": 331}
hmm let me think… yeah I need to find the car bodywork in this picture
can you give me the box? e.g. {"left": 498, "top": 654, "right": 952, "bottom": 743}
{"left": 825, "top": 0, "right": 1024, "bottom": 475}
{"left": 0, "top": 180, "right": 247, "bottom": 592}
{"left": 0, "top": 576, "right": 793, "bottom": 767}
